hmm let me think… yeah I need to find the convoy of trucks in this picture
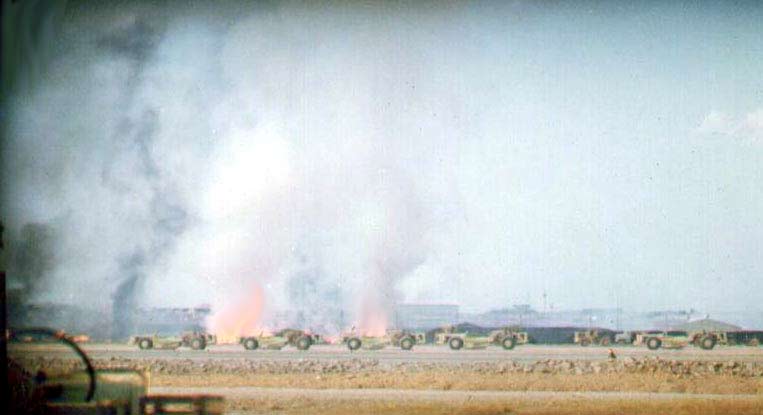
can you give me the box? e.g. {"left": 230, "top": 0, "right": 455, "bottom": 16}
{"left": 127, "top": 327, "right": 763, "bottom": 351}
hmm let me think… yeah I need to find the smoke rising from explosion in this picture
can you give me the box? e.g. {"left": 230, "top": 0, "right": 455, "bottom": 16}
{"left": 6, "top": 1, "right": 763, "bottom": 329}
{"left": 7, "top": 223, "right": 56, "bottom": 305}
{"left": 3, "top": 1, "right": 456, "bottom": 337}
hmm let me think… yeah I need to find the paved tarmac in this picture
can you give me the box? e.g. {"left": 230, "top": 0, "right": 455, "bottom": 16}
{"left": 10, "top": 343, "right": 763, "bottom": 363}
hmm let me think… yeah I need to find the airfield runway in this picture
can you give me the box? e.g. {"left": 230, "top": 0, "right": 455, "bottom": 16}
{"left": 12, "top": 343, "right": 763, "bottom": 363}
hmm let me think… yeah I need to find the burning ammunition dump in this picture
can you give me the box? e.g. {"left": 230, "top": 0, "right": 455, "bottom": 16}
{"left": 3, "top": 1, "right": 763, "bottom": 415}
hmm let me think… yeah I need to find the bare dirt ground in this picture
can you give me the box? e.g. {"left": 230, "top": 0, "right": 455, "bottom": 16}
{"left": 149, "top": 371, "right": 763, "bottom": 395}
{"left": 153, "top": 387, "right": 763, "bottom": 415}
{"left": 11, "top": 344, "right": 763, "bottom": 414}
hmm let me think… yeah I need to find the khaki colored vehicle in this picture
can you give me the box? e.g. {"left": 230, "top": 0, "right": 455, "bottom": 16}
{"left": 689, "top": 330, "right": 728, "bottom": 347}
{"left": 239, "top": 332, "right": 314, "bottom": 350}
{"left": 631, "top": 330, "right": 662, "bottom": 346}
{"left": 435, "top": 327, "right": 527, "bottom": 350}
{"left": 574, "top": 330, "right": 615, "bottom": 347}
{"left": 389, "top": 329, "right": 426, "bottom": 346}
{"left": 614, "top": 331, "right": 637, "bottom": 344}
{"left": 435, "top": 332, "right": 488, "bottom": 350}
{"left": 275, "top": 328, "right": 324, "bottom": 347}
{"left": 636, "top": 330, "right": 719, "bottom": 350}
{"left": 131, "top": 331, "right": 212, "bottom": 350}
{"left": 488, "top": 328, "right": 529, "bottom": 348}
{"left": 342, "top": 329, "right": 421, "bottom": 351}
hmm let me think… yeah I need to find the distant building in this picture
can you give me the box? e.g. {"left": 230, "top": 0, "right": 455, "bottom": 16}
{"left": 674, "top": 318, "right": 742, "bottom": 332}
{"left": 702, "top": 311, "right": 763, "bottom": 330}
{"left": 460, "top": 304, "right": 541, "bottom": 327}
{"left": 569, "top": 308, "right": 623, "bottom": 328}
{"left": 642, "top": 309, "right": 696, "bottom": 330}
{"left": 393, "top": 303, "right": 459, "bottom": 329}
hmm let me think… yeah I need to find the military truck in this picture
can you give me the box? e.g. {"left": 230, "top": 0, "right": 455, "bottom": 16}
{"left": 342, "top": 329, "right": 421, "bottom": 351}
{"left": 239, "top": 331, "right": 315, "bottom": 350}
{"left": 631, "top": 330, "right": 663, "bottom": 346}
{"left": 488, "top": 328, "right": 529, "bottom": 349}
{"left": 636, "top": 330, "right": 718, "bottom": 350}
{"left": 688, "top": 330, "right": 728, "bottom": 347}
{"left": 132, "top": 331, "right": 211, "bottom": 350}
{"left": 275, "top": 328, "right": 323, "bottom": 348}
{"left": 574, "top": 329, "right": 616, "bottom": 346}
{"left": 435, "top": 326, "right": 527, "bottom": 350}
{"left": 389, "top": 329, "right": 426, "bottom": 347}
{"left": 435, "top": 331, "right": 487, "bottom": 350}
{"left": 239, "top": 335, "right": 288, "bottom": 350}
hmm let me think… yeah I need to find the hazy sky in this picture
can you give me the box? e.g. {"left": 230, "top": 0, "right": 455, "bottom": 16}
{"left": 2, "top": 1, "right": 762, "bottom": 320}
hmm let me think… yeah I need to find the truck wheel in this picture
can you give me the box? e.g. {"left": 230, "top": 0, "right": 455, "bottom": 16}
{"left": 400, "top": 337, "right": 414, "bottom": 350}
{"left": 139, "top": 339, "right": 153, "bottom": 350}
{"left": 747, "top": 338, "right": 760, "bottom": 347}
{"left": 501, "top": 336, "right": 516, "bottom": 350}
{"left": 600, "top": 337, "right": 611, "bottom": 346}
{"left": 190, "top": 338, "right": 206, "bottom": 350}
{"left": 243, "top": 338, "right": 259, "bottom": 350}
{"left": 700, "top": 336, "right": 716, "bottom": 350}
{"left": 347, "top": 337, "right": 362, "bottom": 351}
{"left": 580, "top": 338, "right": 591, "bottom": 347}
{"left": 646, "top": 337, "right": 662, "bottom": 350}
{"left": 449, "top": 337, "right": 464, "bottom": 350}
{"left": 296, "top": 336, "right": 312, "bottom": 351}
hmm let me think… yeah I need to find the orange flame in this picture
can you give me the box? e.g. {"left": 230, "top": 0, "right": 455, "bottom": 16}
{"left": 207, "top": 284, "right": 266, "bottom": 344}
{"left": 356, "top": 300, "right": 389, "bottom": 337}
{"left": 323, "top": 335, "right": 342, "bottom": 344}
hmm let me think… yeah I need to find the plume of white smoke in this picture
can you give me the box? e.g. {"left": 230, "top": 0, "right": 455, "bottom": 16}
{"left": 2, "top": 2, "right": 464, "bottom": 337}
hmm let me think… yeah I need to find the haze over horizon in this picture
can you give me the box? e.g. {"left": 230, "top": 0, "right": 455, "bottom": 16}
{"left": 2, "top": 1, "right": 762, "bottom": 332}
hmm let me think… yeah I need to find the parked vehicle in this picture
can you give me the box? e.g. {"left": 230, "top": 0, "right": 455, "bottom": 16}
{"left": 274, "top": 328, "right": 323, "bottom": 348}
{"left": 239, "top": 332, "right": 314, "bottom": 350}
{"left": 342, "top": 328, "right": 421, "bottom": 351}
{"left": 434, "top": 326, "right": 527, "bottom": 350}
{"left": 635, "top": 331, "right": 718, "bottom": 350}
{"left": 131, "top": 332, "right": 211, "bottom": 350}
{"left": 574, "top": 330, "right": 616, "bottom": 346}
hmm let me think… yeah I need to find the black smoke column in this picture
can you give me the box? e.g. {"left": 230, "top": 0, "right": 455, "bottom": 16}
{"left": 112, "top": 253, "right": 144, "bottom": 341}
